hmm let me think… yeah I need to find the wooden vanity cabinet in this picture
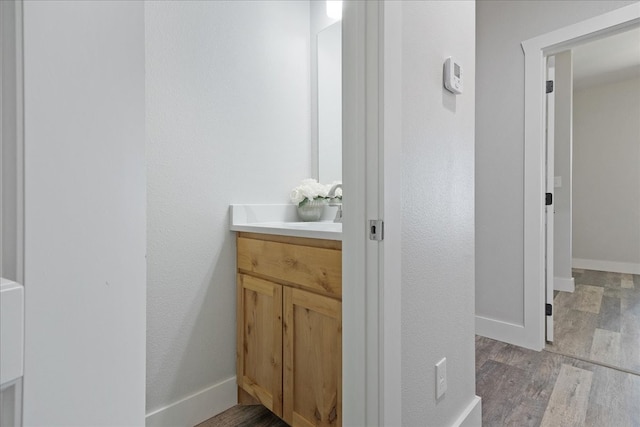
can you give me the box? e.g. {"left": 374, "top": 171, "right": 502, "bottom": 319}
{"left": 236, "top": 232, "right": 342, "bottom": 427}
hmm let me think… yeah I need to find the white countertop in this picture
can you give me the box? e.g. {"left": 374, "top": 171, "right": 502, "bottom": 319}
{"left": 229, "top": 204, "right": 342, "bottom": 241}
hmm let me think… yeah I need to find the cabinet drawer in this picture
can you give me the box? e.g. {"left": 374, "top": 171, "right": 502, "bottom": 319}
{"left": 237, "top": 235, "right": 341, "bottom": 298}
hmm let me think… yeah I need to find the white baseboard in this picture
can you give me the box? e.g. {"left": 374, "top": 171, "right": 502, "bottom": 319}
{"left": 573, "top": 258, "right": 640, "bottom": 275}
{"left": 452, "top": 395, "right": 482, "bottom": 427}
{"left": 475, "top": 315, "right": 542, "bottom": 351}
{"left": 554, "top": 276, "right": 574, "bottom": 292}
{"left": 146, "top": 376, "right": 237, "bottom": 427}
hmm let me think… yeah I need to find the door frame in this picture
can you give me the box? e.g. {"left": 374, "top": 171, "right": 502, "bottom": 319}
{"left": 342, "top": 1, "right": 402, "bottom": 425}
{"left": 545, "top": 56, "right": 555, "bottom": 343}
{"left": 521, "top": 3, "right": 640, "bottom": 350}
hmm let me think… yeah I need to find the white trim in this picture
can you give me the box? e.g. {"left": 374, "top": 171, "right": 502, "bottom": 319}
{"left": 452, "top": 396, "right": 482, "bottom": 427}
{"left": 364, "top": 3, "right": 382, "bottom": 422}
{"left": 343, "top": 2, "right": 396, "bottom": 424}
{"left": 15, "top": 0, "right": 24, "bottom": 285}
{"left": 476, "top": 316, "right": 543, "bottom": 351}
{"left": 342, "top": 1, "right": 366, "bottom": 423}
{"left": 554, "top": 276, "right": 575, "bottom": 292}
{"left": 521, "top": 37, "right": 546, "bottom": 350}
{"left": 342, "top": 1, "right": 383, "bottom": 425}
{"left": 381, "top": 1, "right": 402, "bottom": 425}
{"left": 573, "top": 258, "right": 640, "bottom": 275}
{"left": 145, "top": 376, "right": 236, "bottom": 427}
{"left": 521, "top": 3, "right": 640, "bottom": 351}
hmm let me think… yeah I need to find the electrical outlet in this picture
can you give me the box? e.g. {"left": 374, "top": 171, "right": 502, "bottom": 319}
{"left": 436, "top": 357, "right": 447, "bottom": 399}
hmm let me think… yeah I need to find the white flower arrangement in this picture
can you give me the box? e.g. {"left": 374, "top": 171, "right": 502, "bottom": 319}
{"left": 290, "top": 179, "right": 341, "bottom": 207}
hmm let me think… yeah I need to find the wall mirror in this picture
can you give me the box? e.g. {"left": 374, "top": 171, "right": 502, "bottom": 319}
{"left": 317, "top": 21, "right": 342, "bottom": 184}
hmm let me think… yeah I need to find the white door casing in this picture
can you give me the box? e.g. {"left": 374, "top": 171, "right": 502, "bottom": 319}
{"left": 342, "top": 1, "right": 402, "bottom": 425}
{"left": 342, "top": 1, "right": 379, "bottom": 425}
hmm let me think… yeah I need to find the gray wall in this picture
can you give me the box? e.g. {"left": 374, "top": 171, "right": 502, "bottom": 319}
{"left": 1, "top": 0, "right": 18, "bottom": 281}
{"left": 554, "top": 51, "right": 574, "bottom": 283}
{"left": 145, "top": 1, "right": 312, "bottom": 418}
{"left": 573, "top": 75, "right": 640, "bottom": 267}
{"left": 476, "top": 0, "right": 637, "bottom": 326}
{"left": 398, "top": 1, "right": 478, "bottom": 425}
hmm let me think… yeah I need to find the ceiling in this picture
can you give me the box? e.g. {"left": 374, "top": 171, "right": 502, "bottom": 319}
{"left": 572, "top": 27, "right": 640, "bottom": 90}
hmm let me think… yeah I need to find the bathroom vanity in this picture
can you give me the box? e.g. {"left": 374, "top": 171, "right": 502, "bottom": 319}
{"left": 231, "top": 205, "right": 342, "bottom": 426}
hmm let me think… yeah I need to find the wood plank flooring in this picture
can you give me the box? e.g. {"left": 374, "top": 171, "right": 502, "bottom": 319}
{"left": 196, "top": 404, "right": 287, "bottom": 427}
{"left": 200, "top": 336, "right": 640, "bottom": 426}
{"left": 547, "top": 269, "right": 640, "bottom": 374}
{"left": 476, "top": 336, "right": 640, "bottom": 427}
{"left": 201, "top": 270, "right": 640, "bottom": 427}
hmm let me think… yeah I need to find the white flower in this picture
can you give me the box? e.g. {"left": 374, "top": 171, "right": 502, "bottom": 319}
{"left": 290, "top": 178, "right": 333, "bottom": 206}
{"left": 290, "top": 188, "right": 305, "bottom": 205}
{"left": 301, "top": 186, "right": 317, "bottom": 200}
{"left": 317, "top": 183, "right": 329, "bottom": 198}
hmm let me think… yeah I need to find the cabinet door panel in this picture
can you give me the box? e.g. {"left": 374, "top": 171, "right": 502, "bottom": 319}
{"left": 284, "top": 288, "right": 341, "bottom": 427}
{"left": 237, "top": 274, "right": 283, "bottom": 416}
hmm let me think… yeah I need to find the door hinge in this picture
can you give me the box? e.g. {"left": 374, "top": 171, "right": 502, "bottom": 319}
{"left": 546, "top": 80, "right": 554, "bottom": 93}
{"left": 545, "top": 193, "right": 553, "bottom": 206}
{"left": 369, "top": 220, "right": 384, "bottom": 241}
{"left": 546, "top": 303, "right": 553, "bottom": 316}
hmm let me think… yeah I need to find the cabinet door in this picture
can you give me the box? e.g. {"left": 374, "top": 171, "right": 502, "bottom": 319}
{"left": 283, "top": 287, "right": 342, "bottom": 427}
{"left": 237, "top": 274, "right": 283, "bottom": 417}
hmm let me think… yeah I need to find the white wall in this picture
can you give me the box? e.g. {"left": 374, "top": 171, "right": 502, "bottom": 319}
{"left": 22, "top": 1, "right": 146, "bottom": 425}
{"left": 553, "top": 51, "right": 574, "bottom": 288}
{"left": 573, "top": 75, "right": 640, "bottom": 272}
{"left": 145, "top": 1, "right": 312, "bottom": 423}
{"left": 476, "top": 0, "right": 637, "bottom": 330}
{"left": 397, "top": 2, "right": 479, "bottom": 425}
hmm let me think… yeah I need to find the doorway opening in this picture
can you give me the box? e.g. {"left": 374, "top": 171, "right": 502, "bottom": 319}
{"left": 521, "top": 3, "right": 640, "bottom": 352}
{"left": 543, "top": 27, "right": 640, "bottom": 374}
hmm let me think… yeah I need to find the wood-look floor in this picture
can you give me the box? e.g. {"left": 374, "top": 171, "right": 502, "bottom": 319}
{"left": 201, "top": 337, "right": 640, "bottom": 426}
{"left": 200, "top": 270, "right": 640, "bottom": 427}
{"left": 196, "top": 404, "right": 287, "bottom": 427}
{"left": 477, "top": 335, "right": 640, "bottom": 427}
{"left": 547, "top": 269, "right": 640, "bottom": 374}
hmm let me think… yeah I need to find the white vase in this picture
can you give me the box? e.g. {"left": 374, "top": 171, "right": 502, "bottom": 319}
{"left": 296, "top": 199, "right": 327, "bottom": 222}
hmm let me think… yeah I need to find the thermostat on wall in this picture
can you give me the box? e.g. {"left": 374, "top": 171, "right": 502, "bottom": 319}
{"left": 444, "top": 57, "right": 463, "bottom": 94}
